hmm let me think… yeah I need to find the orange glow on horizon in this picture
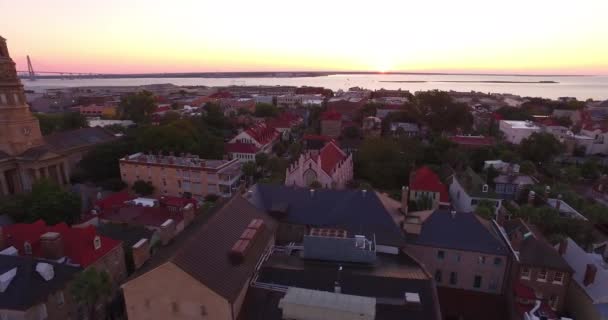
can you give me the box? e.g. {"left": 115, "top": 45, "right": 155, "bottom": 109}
{"left": 2, "top": 0, "right": 607, "bottom": 75}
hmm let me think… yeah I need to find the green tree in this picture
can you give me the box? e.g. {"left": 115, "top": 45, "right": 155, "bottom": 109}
{"left": 520, "top": 160, "right": 537, "bottom": 175}
{"left": 343, "top": 126, "right": 361, "bottom": 139}
{"left": 356, "top": 137, "right": 408, "bottom": 189}
{"left": 519, "top": 132, "right": 563, "bottom": 164}
{"left": 71, "top": 268, "right": 112, "bottom": 320}
{"left": 118, "top": 91, "right": 156, "bottom": 123}
{"left": 563, "top": 166, "right": 581, "bottom": 183}
{"left": 0, "top": 180, "right": 81, "bottom": 225}
{"left": 77, "top": 140, "right": 134, "bottom": 183}
{"left": 254, "top": 103, "right": 279, "bottom": 117}
{"left": 255, "top": 153, "right": 269, "bottom": 168}
{"left": 35, "top": 112, "right": 87, "bottom": 135}
{"left": 132, "top": 180, "right": 154, "bottom": 196}
{"left": 581, "top": 160, "right": 601, "bottom": 180}
{"left": 475, "top": 200, "right": 496, "bottom": 220}
{"left": 242, "top": 162, "right": 257, "bottom": 180}
{"left": 158, "top": 111, "right": 181, "bottom": 125}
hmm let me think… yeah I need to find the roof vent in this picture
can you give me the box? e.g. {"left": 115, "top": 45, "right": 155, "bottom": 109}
{"left": 0, "top": 268, "right": 17, "bottom": 292}
{"left": 36, "top": 263, "right": 55, "bottom": 281}
{"left": 405, "top": 292, "right": 421, "bottom": 305}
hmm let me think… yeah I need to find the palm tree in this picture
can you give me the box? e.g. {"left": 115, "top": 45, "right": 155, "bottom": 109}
{"left": 71, "top": 268, "right": 112, "bottom": 320}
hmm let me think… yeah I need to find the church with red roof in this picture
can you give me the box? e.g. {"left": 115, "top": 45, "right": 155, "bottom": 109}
{"left": 408, "top": 166, "right": 450, "bottom": 209}
{"left": 285, "top": 141, "right": 353, "bottom": 189}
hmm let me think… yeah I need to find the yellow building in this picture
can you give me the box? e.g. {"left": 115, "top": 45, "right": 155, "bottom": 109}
{"left": 122, "top": 196, "right": 275, "bottom": 320}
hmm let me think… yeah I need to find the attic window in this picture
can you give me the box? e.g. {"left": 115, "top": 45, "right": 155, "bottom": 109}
{"left": 482, "top": 184, "right": 489, "bottom": 193}
{"left": 93, "top": 236, "right": 101, "bottom": 250}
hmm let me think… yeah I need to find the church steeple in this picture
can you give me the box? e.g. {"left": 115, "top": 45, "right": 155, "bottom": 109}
{"left": 0, "top": 36, "right": 44, "bottom": 156}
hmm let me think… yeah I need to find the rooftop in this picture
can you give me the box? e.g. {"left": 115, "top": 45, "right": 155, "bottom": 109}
{"left": 121, "top": 152, "right": 239, "bottom": 171}
{"left": 247, "top": 184, "right": 405, "bottom": 247}
{"left": 454, "top": 167, "right": 502, "bottom": 199}
{"left": 501, "top": 120, "right": 541, "bottom": 130}
{"left": 0, "top": 255, "right": 81, "bottom": 311}
{"left": 410, "top": 167, "right": 449, "bottom": 203}
{"left": 411, "top": 210, "right": 509, "bottom": 256}
{"left": 242, "top": 247, "right": 439, "bottom": 320}
{"left": 560, "top": 237, "right": 608, "bottom": 303}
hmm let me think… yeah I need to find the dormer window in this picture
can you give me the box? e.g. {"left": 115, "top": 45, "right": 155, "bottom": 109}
{"left": 482, "top": 184, "right": 489, "bottom": 193}
{"left": 93, "top": 236, "right": 101, "bottom": 250}
{"left": 24, "top": 241, "right": 32, "bottom": 255}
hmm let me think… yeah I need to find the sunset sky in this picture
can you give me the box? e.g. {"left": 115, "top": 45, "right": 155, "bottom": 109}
{"left": 1, "top": 0, "right": 607, "bottom": 75}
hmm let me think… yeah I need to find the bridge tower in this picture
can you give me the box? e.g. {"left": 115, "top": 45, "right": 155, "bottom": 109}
{"left": 26, "top": 55, "right": 35, "bottom": 81}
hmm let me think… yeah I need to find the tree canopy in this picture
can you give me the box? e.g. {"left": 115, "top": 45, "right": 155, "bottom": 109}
{"left": 254, "top": 103, "right": 279, "bottom": 117}
{"left": 71, "top": 268, "right": 112, "bottom": 320}
{"left": 0, "top": 180, "right": 81, "bottom": 225}
{"left": 35, "top": 111, "right": 88, "bottom": 135}
{"left": 519, "top": 132, "right": 563, "bottom": 164}
{"left": 118, "top": 91, "right": 156, "bottom": 123}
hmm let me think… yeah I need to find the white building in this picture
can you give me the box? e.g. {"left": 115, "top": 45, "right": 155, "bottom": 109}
{"left": 225, "top": 123, "right": 279, "bottom": 162}
{"left": 285, "top": 141, "right": 353, "bottom": 189}
{"left": 499, "top": 120, "right": 542, "bottom": 144}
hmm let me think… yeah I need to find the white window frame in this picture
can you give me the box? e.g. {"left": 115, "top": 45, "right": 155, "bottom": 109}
{"left": 552, "top": 271, "right": 564, "bottom": 285}
{"left": 537, "top": 269, "right": 547, "bottom": 282}
{"left": 520, "top": 267, "right": 531, "bottom": 280}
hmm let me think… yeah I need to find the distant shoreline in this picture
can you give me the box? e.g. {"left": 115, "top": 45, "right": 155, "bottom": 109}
{"left": 20, "top": 71, "right": 584, "bottom": 80}
{"left": 380, "top": 80, "right": 559, "bottom": 84}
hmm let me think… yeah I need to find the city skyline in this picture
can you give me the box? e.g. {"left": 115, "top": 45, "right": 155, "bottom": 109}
{"left": 2, "top": 0, "right": 608, "bottom": 75}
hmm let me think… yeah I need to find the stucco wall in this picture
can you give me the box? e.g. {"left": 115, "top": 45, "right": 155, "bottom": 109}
{"left": 406, "top": 243, "right": 507, "bottom": 294}
{"left": 123, "top": 262, "right": 233, "bottom": 320}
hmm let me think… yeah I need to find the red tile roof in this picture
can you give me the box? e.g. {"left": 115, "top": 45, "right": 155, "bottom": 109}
{"left": 321, "top": 111, "right": 342, "bottom": 121}
{"left": 154, "top": 105, "right": 171, "bottom": 114}
{"left": 95, "top": 192, "right": 135, "bottom": 212}
{"left": 209, "top": 91, "right": 233, "bottom": 99}
{"left": 319, "top": 142, "right": 348, "bottom": 175}
{"left": 2, "top": 220, "right": 121, "bottom": 267}
{"left": 159, "top": 196, "right": 198, "bottom": 209}
{"left": 266, "top": 113, "right": 302, "bottom": 130}
{"left": 448, "top": 135, "right": 496, "bottom": 148}
{"left": 244, "top": 123, "right": 279, "bottom": 145}
{"left": 226, "top": 142, "right": 259, "bottom": 154}
{"left": 102, "top": 206, "right": 184, "bottom": 227}
{"left": 409, "top": 166, "right": 449, "bottom": 202}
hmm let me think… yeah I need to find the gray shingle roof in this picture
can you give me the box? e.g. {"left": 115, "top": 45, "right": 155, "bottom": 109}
{"left": 44, "top": 127, "right": 117, "bottom": 152}
{"left": 247, "top": 184, "right": 405, "bottom": 247}
{"left": 413, "top": 210, "right": 508, "bottom": 256}
{"left": 0, "top": 255, "right": 81, "bottom": 310}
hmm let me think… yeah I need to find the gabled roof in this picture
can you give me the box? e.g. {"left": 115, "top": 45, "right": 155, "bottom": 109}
{"left": 244, "top": 123, "right": 279, "bottom": 145}
{"left": 170, "top": 196, "right": 276, "bottom": 302}
{"left": 0, "top": 255, "right": 81, "bottom": 311}
{"left": 247, "top": 184, "right": 405, "bottom": 247}
{"left": 412, "top": 210, "right": 508, "bottom": 256}
{"left": 410, "top": 167, "right": 449, "bottom": 202}
{"left": 94, "top": 191, "right": 135, "bottom": 212}
{"left": 2, "top": 220, "right": 121, "bottom": 267}
{"left": 453, "top": 167, "right": 502, "bottom": 199}
{"left": 318, "top": 142, "right": 348, "bottom": 175}
{"left": 266, "top": 112, "right": 301, "bottom": 130}
{"left": 560, "top": 237, "right": 608, "bottom": 303}
{"left": 518, "top": 237, "right": 572, "bottom": 272}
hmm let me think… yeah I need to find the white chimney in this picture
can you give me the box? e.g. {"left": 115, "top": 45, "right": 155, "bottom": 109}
{"left": 36, "top": 263, "right": 55, "bottom": 281}
{"left": 334, "top": 280, "right": 341, "bottom": 293}
{"left": 450, "top": 210, "right": 457, "bottom": 219}
{"left": 0, "top": 268, "right": 17, "bottom": 292}
{"left": 93, "top": 235, "right": 101, "bottom": 250}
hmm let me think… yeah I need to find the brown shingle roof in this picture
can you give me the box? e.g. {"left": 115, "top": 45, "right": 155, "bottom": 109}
{"left": 171, "top": 196, "right": 276, "bottom": 302}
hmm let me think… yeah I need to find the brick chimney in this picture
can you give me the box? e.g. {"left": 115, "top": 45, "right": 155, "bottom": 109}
{"left": 558, "top": 239, "right": 568, "bottom": 255}
{"left": 40, "top": 232, "right": 64, "bottom": 260}
{"left": 583, "top": 264, "right": 597, "bottom": 286}
{"left": 131, "top": 238, "right": 150, "bottom": 270}
{"left": 160, "top": 219, "right": 176, "bottom": 245}
{"left": 401, "top": 186, "right": 409, "bottom": 215}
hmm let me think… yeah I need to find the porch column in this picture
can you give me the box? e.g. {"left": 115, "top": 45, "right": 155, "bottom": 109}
{"left": 0, "top": 170, "right": 7, "bottom": 196}
{"left": 62, "top": 161, "right": 71, "bottom": 184}
{"left": 43, "top": 166, "right": 49, "bottom": 180}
